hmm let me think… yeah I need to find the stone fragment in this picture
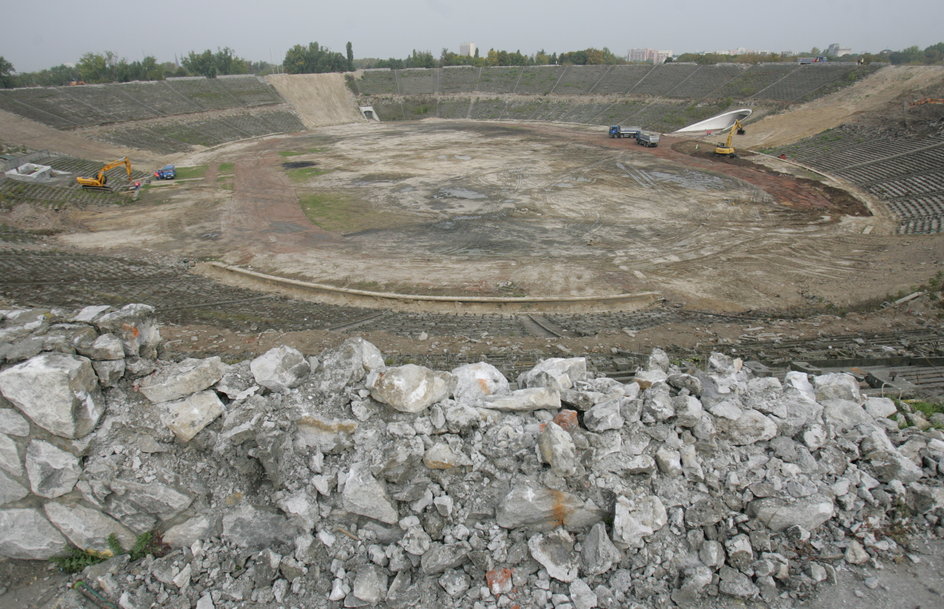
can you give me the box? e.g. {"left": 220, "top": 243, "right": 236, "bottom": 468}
{"left": 161, "top": 390, "right": 224, "bottom": 443}
{"left": 25, "top": 440, "right": 81, "bottom": 498}
{"left": 421, "top": 542, "right": 469, "bottom": 574}
{"left": 72, "top": 305, "right": 111, "bottom": 323}
{"left": 537, "top": 421, "right": 577, "bottom": 475}
{"left": 719, "top": 566, "right": 758, "bottom": 599}
{"left": 138, "top": 357, "right": 225, "bottom": 403}
{"left": 0, "top": 409, "right": 30, "bottom": 437}
{"left": 813, "top": 373, "right": 862, "bottom": 403}
{"left": 496, "top": 482, "right": 603, "bottom": 530}
{"left": 0, "top": 470, "right": 29, "bottom": 505}
{"left": 528, "top": 528, "right": 578, "bottom": 582}
{"left": 518, "top": 358, "right": 587, "bottom": 391}
{"left": 367, "top": 364, "right": 455, "bottom": 413}
{"left": 699, "top": 540, "right": 725, "bottom": 568}
{"left": 725, "top": 534, "right": 753, "bottom": 569}
{"left": 0, "top": 508, "right": 68, "bottom": 559}
{"left": 750, "top": 496, "right": 834, "bottom": 532}
{"left": 864, "top": 397, "right": 898, "bottom": 419}
{"left": 92, "top": 360, "right": 125, "bottom": 387}
{"left": 845, "top": 540, "right": 869, "bottom": 564}
{"left": 612, "top": 495, "right": 667, "bottom": 549}
{"left": 341, "top": 462, "right": 398, "bottom": 524}
{"left": 674, "top": 395, "right": 704, "bottom": 427}
{"left": 655, "top": 447, "right": 682, "bottom": 476}
{"left": 108, "top": 479, "right": 192, "bottom": 520}
{"left": 221, "top": 504, "right": 294, "bottom": 549}
{"left": 724, "top": 410, "right": 777, "bottom": 445}
{"left": 483, "top": 387, "right": 561, "bottom": 412}
{"left": 569, "top": 578, "right": 597, "bottom": 609}
{"left": 485, "top": 568, "right": 513, "bottom": 596}
{"left": 423, "top": 442, "right": 469, "bottom": 469}
{"left": 867, "top": 449, "right": 923, "bottom": 483}
{"left": 583, "top": 399, "right": 623, "bottom": 432}
{"left": 77, "top": 333, "right": 125, "bottom": 361}
{"left": 684, "top": 497, "right": 726, "bottom": 527}
{"left": 581, "top": 522, "right": 621, "bottom": 575}
{"left": 250, "top": 346, "right": 310, "bottom": 393}
{"left": 93, "top": 304, "right": 160, "bottom": 357}
{"left": 451, "top": 362, "right": 509, "bottom": 403}
{"left": 312, "top": 337, "right": 384, "bottom": 393}
{"left": 399, "top": 526, "right": 431, "bottom": 555}
{"left": 162, "top": 515, "right": 214, "bottom": 548}
{"left": 0, "top": 353, "right": 103, "bottom": 438}
{"left": 43, "top": 502, "right": 136, "bottom": 554}
{"left": 0, "top": 433, "right": 22, "bottom": 477}
{"left": 352, "top": 564, "right": 388, "bottom": 604}
{"left": 295, "top": 414, "right": 357, "bottom": 454}
{"left": 438, "top": 570, "right": 470, "bottom": 596}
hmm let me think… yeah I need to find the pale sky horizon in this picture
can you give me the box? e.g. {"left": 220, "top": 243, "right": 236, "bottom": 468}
{"left": 3, "top": 0, "right": 943, "bottom": 73}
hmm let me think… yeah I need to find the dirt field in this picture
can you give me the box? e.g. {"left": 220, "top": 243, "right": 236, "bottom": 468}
{"left": 49, "top": 119, "right": 941, "bottom": 315}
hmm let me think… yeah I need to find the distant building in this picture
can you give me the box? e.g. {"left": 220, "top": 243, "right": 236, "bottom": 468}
{"left": 459, "top": 43, "right": 477, "bottom": 57}
{"left": 627, "top": 48, "right": 673, "bottom": 64}
{"left": 826, "top": 43, "right": 840, "bottom": 56}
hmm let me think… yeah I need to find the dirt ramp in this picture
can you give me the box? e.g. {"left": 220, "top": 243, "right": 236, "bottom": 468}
{"left": 742, "top": 65, "right": 944, "bottom": 149}
{"left": 266, "top": 73, "right": 364, "bottom": 128}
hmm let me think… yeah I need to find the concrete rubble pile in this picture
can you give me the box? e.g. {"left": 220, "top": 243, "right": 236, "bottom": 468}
{"left": 1, "top": 304, "right": 943, "bottom": 609}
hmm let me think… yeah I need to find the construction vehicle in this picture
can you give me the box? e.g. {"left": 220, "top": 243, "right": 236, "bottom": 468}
{"left": 609, "top": 125, "right": 642, "bottom": 139}
{"left": 635, "top": 131, "right": 660, "bottom": 148}
{"left": 909, "top": 98, "right": 944, "bottom": 106}
{"left": 713, "top": 120, "right": 746, "bottom": 157}
{"left": 76, "top": 158, "right": 133, "bottom": 190}
{"left": 153, "top": 165, "right": 176, "bottom": 180}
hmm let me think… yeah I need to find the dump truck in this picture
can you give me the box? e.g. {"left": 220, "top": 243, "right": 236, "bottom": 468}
{"left": 635, "top": 131, "right": 660, "bottom": 148}
{"left": 609, "top": 125, "right": 642, "bottom": 139}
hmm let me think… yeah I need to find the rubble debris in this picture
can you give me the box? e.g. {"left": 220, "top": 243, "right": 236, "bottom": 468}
{"left": 0, "top": 305, "right": 943, "bottom": 608}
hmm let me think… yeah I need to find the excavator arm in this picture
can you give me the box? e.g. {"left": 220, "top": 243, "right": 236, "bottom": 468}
{"left": 713, "top": 120, "right": 745, "bottom": 157}
{"left": 76, "top": 157, "right": 132, "bottom": 189}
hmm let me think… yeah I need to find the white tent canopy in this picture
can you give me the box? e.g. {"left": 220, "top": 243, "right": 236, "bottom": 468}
{"left": 673, "top": 109, "right": 752, "bottom": 135}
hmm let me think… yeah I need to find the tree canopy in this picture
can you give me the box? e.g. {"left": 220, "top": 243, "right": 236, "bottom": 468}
{"left": 0, "top": 56, "right": 15, "bottom": 88}
{"left": 182, "top": 47, "right": 249, "bottom": 78}
{"left": 283, "top": 42, "right": 349, "bottom": 74}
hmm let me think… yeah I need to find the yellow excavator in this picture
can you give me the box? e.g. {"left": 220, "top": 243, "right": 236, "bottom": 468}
{"left": 713, "top": 120, "right": 746, "bottom": 157}
{"left": 76, "top": 157, "right": 133, "bottom": 189}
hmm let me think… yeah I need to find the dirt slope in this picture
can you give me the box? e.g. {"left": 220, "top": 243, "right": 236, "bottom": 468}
{"left": 740, "top": 65, "right": 944, "bottom": 149}
{"left": 265, "top": 73, "right": 364, "bottom": 128}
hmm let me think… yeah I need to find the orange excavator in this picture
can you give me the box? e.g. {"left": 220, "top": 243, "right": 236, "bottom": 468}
{"left": 76, "top": 157, "right": 132, "bottom": 189}
{"left": 909, "top": 98, "right": 944, "bottom": 106}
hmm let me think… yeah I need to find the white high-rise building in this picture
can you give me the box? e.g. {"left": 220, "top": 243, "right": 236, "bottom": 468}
{"left": 459, "top": 43, "right": 477, "bottom": 57}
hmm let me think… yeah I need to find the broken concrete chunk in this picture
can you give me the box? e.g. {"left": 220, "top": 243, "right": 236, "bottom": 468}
{"left": 537, "top": 421, "right": 577, "bottom": 475}
{"left": 162, "top": 390, "right": 225, "bottom": 443}
{"left": 0, "top": 508, "right": 68, "bottom": 559}
{"left": 313, "top": 337, "right": 384, "bottom": 393}
{"left": 367, "top": 364, "right": 456, "bottom": 414}
{"left": 813, "top": 372, "right": 862, "bottom": 403}
{"left": 0, "top": 353, "right": 103, "bottom": 439}
{"left": 221, "top": 504, "right": 294, "bottom": 549}
{"left": 250, "top": 346, "right": 310, "bottom": 393}
{"left": 482, "top": 387, "right": 561, "bottom": 412}
{"left": 0, "top": 470, "right": 29, "bottom": 505}
{"left": 108, "top": 479, "right": 192, "bottom": 521}
{"left": 340, "top": 462, "right": 398, "bottom": 524}
{"left": 138, "top": 357, "right": 225, "bottom": 403}
{"left": 352, "top": 564, "right": 388, "bottom": 603}
{"left": 612, "top": 495, "right": 667, "bottom": 549}
{"left": 581, "top": 522, "right": 622, "bottom": 575}
{"left": 451, "top": 362, "right": 509, "bottom": 404}
{"left": 77, "top": 333, "right": 125, "bottom": 361}
{"left": 528, "top": 528, "right": 579, "bottom": 582}
{"left": 583, "top": 399, "right": 624, "bottom": 432}
{"left": 496, "top": 482, "right": 603, "bottom": 530}
{"left": 44, "top": 501, "right": 136, "bottom": 554}
{"left": 93, "top": 304, "right": 160, "bottom": 357}
{"left": 750, "top": 496, "right": 834, "bottom": 532}
{"left": 25, "top": 440, "right": 81, "bottom": 498}
{"left": 518, "top": 358, "right": 587, "bottom": 391}
{"left": 295, "top": 414, "right": 357, "bottom": 454}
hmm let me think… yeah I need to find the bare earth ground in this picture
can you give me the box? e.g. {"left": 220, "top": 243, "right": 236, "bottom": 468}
{"left": 48, "top": 120, "right": 943, "bottom": 315}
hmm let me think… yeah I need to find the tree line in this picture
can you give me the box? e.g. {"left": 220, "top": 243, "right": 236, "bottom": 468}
{"left": 2, "top": 41, "right": 943, "bottom": 88}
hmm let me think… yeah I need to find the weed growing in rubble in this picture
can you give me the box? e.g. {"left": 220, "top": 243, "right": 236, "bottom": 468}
{"left": 50, "top": 532, "right": 167, "bottom": 573}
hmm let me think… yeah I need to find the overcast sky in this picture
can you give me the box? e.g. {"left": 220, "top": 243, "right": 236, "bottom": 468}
{"left": 3, "top": 0, "right": 942, "bottom": 73}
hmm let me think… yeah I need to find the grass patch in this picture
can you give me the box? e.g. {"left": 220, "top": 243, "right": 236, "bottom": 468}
{"left": 286, "top": 167, "right": 330, "bottom": 182}
{"left": 299, "top": 192, "right": 357, "bottom": 231}
{"left": 174, "top": 165, "right": 208, "bottom": 180}
{"left": 217, "top": 176, "right": 234, "bottom": 191}
{"left": 218, "top": 162, "right": 234, "bottom": 173}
